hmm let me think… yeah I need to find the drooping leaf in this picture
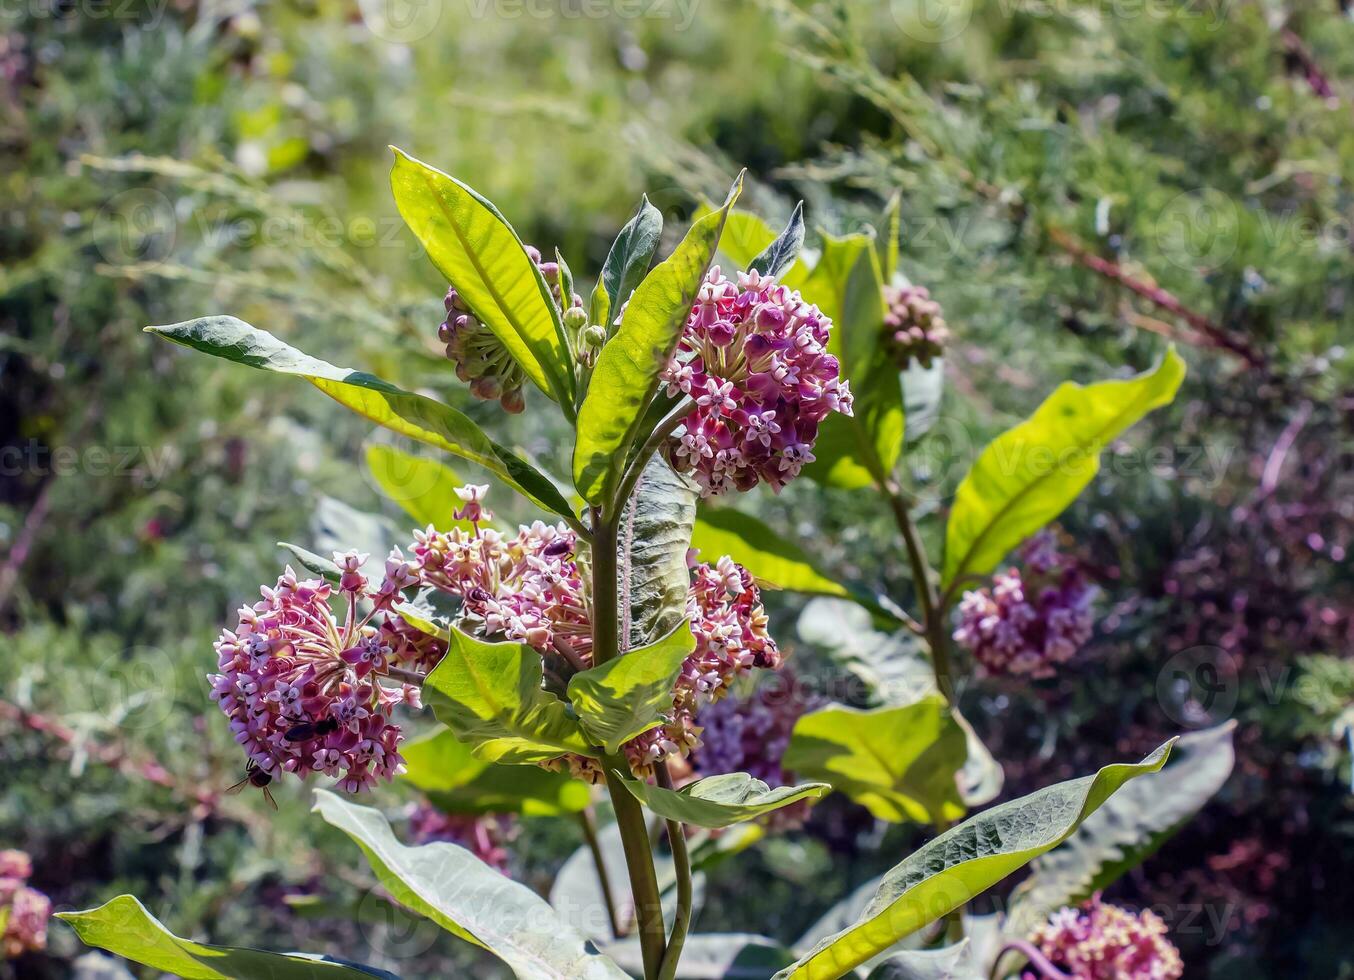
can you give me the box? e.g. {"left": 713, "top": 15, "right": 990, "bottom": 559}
{"left": 400, "top": 726, "right": 591, "bottom": 816}
{"left": 616, "top": 771, "right": 829, "bottom": 830}
{"left": 748, "top": 201, "right": 805, "bottom": 279}
{"left": 864, "top": 941, "right": 981, "bottom": 980}
{"left": 618, "top": 457, "right": 699, "bottom": 651}
{"left": 550, "top": 818, "right": 704, "bottom": 944}
{"left": 604, "top": 934, "right": 797, "bottom": 979}
{"left": 365, "top": 443, "right": 470, "bottom": 532}
{"left": 773, "top": 742, "right": 1175, "bottom": 980}
{"left": 56, "top": 896, "right": 396, "bottom": 979}
{"left": 601, "top": 195, "right": 664, "bottom": 321}
{"left": 145, "top": 317, "right": 575, "bottom": 520}
{"left": 783, "top": 698, "right": 968, "bottom": 825}
{"left": 942, "top": 349, "right": 1186, "bottom": 587}
{"left": 1007, "top": 722, "right": 1235, "bottom": 933}
{"left": 423, "top": 628, "right": 594, "bottom": 764}
{"left": 690, "top": 506, "right": 848, "bottom": 598}
{"left": 900, "top": 358, "right": 945, "bottom": 443}
{"left": 389, "top": 147, "right": 574, "bottom": 408}
{"left": 567, "top": 620, "right": 695, "bottom": 754}
{"left": 574, "top": 175, "right": 742, "bottom": 505}
{"left": 313, "top": 791, "right": 627, "bottom": 980}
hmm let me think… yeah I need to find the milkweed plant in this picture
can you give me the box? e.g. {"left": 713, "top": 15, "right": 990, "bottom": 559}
{"left": 53, "top": 151, "right": 1230, "bottom": 980}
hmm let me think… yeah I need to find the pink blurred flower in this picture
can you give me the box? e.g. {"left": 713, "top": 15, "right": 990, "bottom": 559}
{"left": 1027, "top": 894, "right": 1183, "bottom": 980}
{"left": 660, "top": 268, "right": 852, "bottom": 496}
{"left": 0, "top": 851, "right": 48, "bottom": 959}
{"left": 883, "top": 283, "right": 949, "bottom": 369}
{"left": 408, "top": 802, "right": 515, "bottom": 872}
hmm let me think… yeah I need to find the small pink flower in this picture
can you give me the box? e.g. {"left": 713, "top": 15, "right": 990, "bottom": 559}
{"left": 1028, "top": 894, "right": 1183, "bottom": 980}
{"left": 0, "top": 851, "right": 49, "bottom": 959}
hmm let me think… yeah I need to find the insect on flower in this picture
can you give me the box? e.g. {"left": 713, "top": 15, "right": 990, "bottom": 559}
{"left": 225, "top": 761, "right": 278, "bottom": 810}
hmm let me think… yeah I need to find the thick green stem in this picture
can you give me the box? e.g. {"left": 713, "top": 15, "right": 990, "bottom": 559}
{"left": 880, "top": 480, "right": 953, "bottom": 700}
{"left": 591, "top": 507, "right": 666, "bottom": 978}
{"left": 578, "top": 808, "right": 622, "bottom": 939}
{"left": 655, "top": 764, "right": 692, "bottom": 980}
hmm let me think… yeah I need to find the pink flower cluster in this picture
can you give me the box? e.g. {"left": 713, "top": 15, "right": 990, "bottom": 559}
{"left": 408, "top": 802, "right": 515, "bottom": 871}
{"left": 209, "top": 551, "right": 426, "bottom": 794}
{"left": 1028, "top": 895, "right": 1183, "bottom": 980}
{"left": 883, "top": 283, "right": 950, "bottom": 369}
{"left": 405, "top": 487, "right": 782, "bottom": 778}
{"left": 0, "top": 850, "right": 49, "bottom": 959}
{"left": 953, "top": 531, "right": 1097, "bottom": 678}
{"left": 660, "top": 268, "right": 853, "bottom": 496}
{"left": 438, "top": 245, "right": 583, "bottom": 414}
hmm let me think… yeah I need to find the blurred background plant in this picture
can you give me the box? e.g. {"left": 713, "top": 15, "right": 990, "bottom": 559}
{"left": 1, "top": 0, "right": 1350, "bottom": 977}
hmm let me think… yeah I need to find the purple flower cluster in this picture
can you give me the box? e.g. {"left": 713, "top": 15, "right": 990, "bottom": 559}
{"left": 438, "top": 246, "right": 583, "bottom": 414}
{"left": 406, "top": 487, "right": 782, "bottom": 778}
{"left": 209, "top": 551, "right": 426, "bottom": 794}
{"left": 691, "top": 672, "right": 816, "bottom": 786}
{"left": 953, "top": 531, "right": 1097, "bottom": 678}
{"left": 1028, "top": 895, "right": 1183, "bottom": 980}
{"left": 661, "top": 268, "right": 853, "bottom": 496}
{"left": 883, "top": 283, "right": 950, "bottom": 369}
{"left": 407, "top": 802, "right": 515, "bottom": 871}
{"left": 0, "top": 851, "right": 49, "bottom": 959}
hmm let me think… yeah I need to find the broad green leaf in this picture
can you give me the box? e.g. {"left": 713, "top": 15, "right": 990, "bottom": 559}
{"left": 424, "top": 628, "right": 594, "bottom": 764}
{"left": 551, "top": 818, "right": 704, "bottom": 943}
{"left": 604, "top": 934, "right": 797, "bottom": 979}
{"left": 619, "top": 457, "right": 699, "bottom": 650}
{"left": 616, "top": 771, "right": 829, "bottom": 830}
{"left": 865, "top": 941, "right": 980, "bottom": 980}
{"left": 1007, "top": 722, "right": 1235, "bottom": 933}
{"left": 365, "top": 443, "right": 470, "bottom": 531}
{"left": 773, "top": 742, "right": 1175, "bottom": 980}
{"left": 749, "top": 201, "right": 805, "bottom": 279}
{"left": 568, "top": 620, "right": 695, "bottom": 754}
{"left": 400, "top": 726, "right": 591, "bottom": 816}
{"left": 389, "top": 147, "right": 574, "bottom": 408}
{"left": 574, "top": 175, "right": 742, "bottom": 505}
{"left": 691, "top": 506, "right": 848, "bottom": 598}
{"left": 784, "top": 698, "right": 967, "bottom": 825}
{"left": 314, "top": 791, "right": 628, "bottom": 980}
{"left": 706, "top": 208, "right": 811, "bottom": 291}
{"left": 56, "top": 896, "right": 394, "bottom": 979}
{"left": 146, "top": 316, "right": 575, "bottom": 520}
{"left": 942, "top": 349, "right": 1186, "bottom": 586}
{"left": 800, "top": 234, "right": 900, "bottom": 490}
{"left": 601, "top": 195, "right": 664, "bottom": 320}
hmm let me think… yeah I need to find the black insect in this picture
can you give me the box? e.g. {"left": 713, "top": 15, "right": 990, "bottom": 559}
{"left": 283, "top": 715, "right": 339, "bottom": 743}
{"left": 225, "top": 761, "right": 278, "bottom": 810}
{"left": 543, "top": 539, "right": 573, "bottom": 558}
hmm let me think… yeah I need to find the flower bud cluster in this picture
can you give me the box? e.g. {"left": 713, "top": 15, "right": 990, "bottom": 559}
{"left": 1028, "top": 895, "right": 1183, "bottom": 980}
{"left": 883, "top": 283, "right": 949, "bottom": 368}
{"left": 953, "top": 530, "right": 1097, "bottom": 678}
{"left": 660, "top": 268, "right": 853, "bottom": 496}
{"left": 0, "top": 850, "right": 49, "bottom": 959}
{"left": 209, "top": 551, "right": 425, "bottom": 794}
{"left": 438, "top": 244, "right": 583, "bottom": 414}
{"left": 407, "top": 802, "right": 515, "bottom": 871}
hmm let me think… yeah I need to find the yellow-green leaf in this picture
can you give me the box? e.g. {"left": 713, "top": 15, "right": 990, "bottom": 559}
{"left": 942, "top": 349, "right": 1186, "bottom": 586}
{"left": 616, "top": 772, "right": 829, "bottom": 829}
{"left": 690, "top": 505, "right": 848, "bottom": 598}
{"left": 364, "top": 444, "right": 470, "bottom": 531}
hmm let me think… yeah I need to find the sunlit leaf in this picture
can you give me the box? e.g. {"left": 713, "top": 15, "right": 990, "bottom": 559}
{"left": 389, "top": 147, "right": 574, "bottom": 408}
{"left": 773, "top": 742, "right": 1175, "bottom": 980}
{"left": 400, "top": 726, "right": 591, "bottom": 816}
{"left": 365, "top": 443, "right": 470, "bottom": 531}
{"left": 145, "top": 316, "right": 575, "bottom": 520}
{"left": 690, "top": 506, "right": 848, "bottom": 598}
{"left": 568, "top": 620, "right": 694, "bottom": 754}
{"left": 942, "top": 349, "right": 1186, "bottom": 586}
{"left": 616, "top": 771, "right": 829, "bottom": 830}
{"left": 783, "top": 698, "right": 967, "bottom": 825}
{"left": 864, "top": 941, "right": 981, "bottom": 980}
{"left": 749, "top": 201, "right": 805, "bottom": 279}
{"left": 314, "top": 791, "right": 627, "bottom": 980}
{"left": 574, "top": 175, "right": 742, "bottom": 505}
{"left": 601, "top": 195, "right": 664, "bottom": 322}
{"left": 57, "top": 896, "right": 395, "bottom": 979}
{"left": 706, "top": 208, "right": 811, "bottom": 291}
{"left": 423, "top": 628, "right": 594, "bottom": 764}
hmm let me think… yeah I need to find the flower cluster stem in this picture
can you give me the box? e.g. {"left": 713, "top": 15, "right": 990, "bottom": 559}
{"left": 880, "top": 479, "right": 952, "bottom": 699}
{"left": 578, "top": 808, "right": 622, "bottom": 939}
{"left": 656, "top": 764, "right": 693, "bottom": 980}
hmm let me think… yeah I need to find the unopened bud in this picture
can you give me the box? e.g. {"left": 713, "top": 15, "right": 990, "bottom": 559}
{"left": 563, "top": 306, "right": 588, "bottom": 332}
{"left": 582, "top": 324, "right": 607, "bottom": 349}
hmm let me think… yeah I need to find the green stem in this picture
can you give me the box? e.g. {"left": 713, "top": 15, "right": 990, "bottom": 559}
{"left": 591, "top": 507, "right": 666, "bottom": 978}
{"left": 879, "top": 480, "right": 953, "bottom": 700}
{"left": 578, "top": 808, "right": 622, "bottom": 939}
{"left": 611, "top": 398, "right": 694, "bottom": 514}
{"left": 655, "top": 764, "right": 692, "bottom": 980}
